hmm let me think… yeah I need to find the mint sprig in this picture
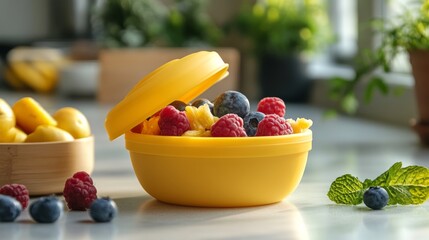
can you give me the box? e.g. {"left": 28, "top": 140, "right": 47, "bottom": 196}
{"left": 327, "top": 162, "right": 429, "bottom": 206}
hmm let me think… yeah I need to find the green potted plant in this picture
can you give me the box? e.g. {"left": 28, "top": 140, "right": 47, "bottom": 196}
{"left": 94, "top": 0, "right": 167, "bottom": 48}
{"left": 235, "top": 0, "right": 330, "bottom": 102}
{"left": 92, "top": 0, "right": 240, "bottom": 103}
{"left": 161, "top": 0, "right": 222, "bottom": 47}
{"left": 329, "top": 0, "right": 429, "bottom": 145}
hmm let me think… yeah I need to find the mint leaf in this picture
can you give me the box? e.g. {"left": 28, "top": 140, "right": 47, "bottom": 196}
{"left": 362, "top": 179, "right": 372, "bottom": 189}
{"left": 383, "top": 165, "right": 429, "bottom": 205}
{"left": 328, "top": 162, "right": 429, "bottom": 206}
{"left": 327, "top": 174, "right": 364, "bottom": 205}
{"left": 371, "top": 162, "right": 402, "bottom": 187}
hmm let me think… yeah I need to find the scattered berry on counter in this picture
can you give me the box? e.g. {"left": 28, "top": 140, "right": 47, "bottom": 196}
{"left": 168, "top": 100, "right": 188, "bottom": 111}
{"left": 256, "top": 114, "right": 293, "bottom": 136}
{"left": 213, "top": 90, "right": 250, "bottom": 118}
{"left": 243, "top": 112, "right": 265, "bottom": 137}
{"left": 363, "top": 186, "right": 389, "bottom": 210}
{"left": 211, "top": 114, "right": 247, "bottom": 137}
{"left": 29, "top": 196, "right": 63, "bottom": 223}
{"left": 158, "top": 105, "right": 190, "bottom": 136}
{"left": 257, "top": 97, "right": 286, "bottom": 117}
{"left": 0, "top": 194, "right": 22, "bottom": 222}
{"left": 0, "top": 183, "right": 30, "bottom": 209}
{"left": 63, "top": 171, "right": 97, "bottom": 211}
{"left": 71, "top": 171, "right": 94, "bottom": 185}
{"left": 89, "top": 197, "right": 118, "bottom": 223}
{"left": 185, "top": 104, "right": 218, "bottom": 131}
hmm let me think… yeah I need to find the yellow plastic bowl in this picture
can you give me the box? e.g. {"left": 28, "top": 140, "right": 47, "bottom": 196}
{"left": 126, "top": 130, "right": 312, "bottom": 207}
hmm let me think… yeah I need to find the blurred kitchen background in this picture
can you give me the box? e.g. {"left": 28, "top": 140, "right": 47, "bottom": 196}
{"left": 0, "top": 0, "right": 421, "bottom": 126}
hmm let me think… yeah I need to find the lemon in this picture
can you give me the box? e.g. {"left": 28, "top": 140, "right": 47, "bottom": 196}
{"left": 0, "top": 127, "right": 26, "bottom": 143}
{"left": 53, "top": 107, "right": 91, "bottom": 139}
{"left": 12, "top": 97, "right": 57, "bottom": 134}
{"left": 25, "top": 125, "right": 74, "bottom": 142}
{"left": 0, "top": 128, "right": 15, "bottom": 142}
{"left": 0, "top": 98, "right": 15, "bottom": 133}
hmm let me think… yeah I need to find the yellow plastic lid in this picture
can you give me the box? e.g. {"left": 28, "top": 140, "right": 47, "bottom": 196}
{"left": 105, "top": 51, "right": 229, "bottom": 140}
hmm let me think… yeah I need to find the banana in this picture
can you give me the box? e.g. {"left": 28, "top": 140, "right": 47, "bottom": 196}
{"left": 4, "top": 67, "right": 27, "bottom": 90}
{"left": 4, "top": 47, "right": 67, "bottom": 93}
{"left": 31, "top": 61, "right": 59, "bottom": 90}
{"left": 9, "top": 61, "right": 51, "bottom": 92}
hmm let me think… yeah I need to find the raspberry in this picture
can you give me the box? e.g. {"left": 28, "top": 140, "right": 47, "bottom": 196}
{"left": 158, "top": 105, "right": 190, "bottom": 136}
{"left": 63, "top": 172, "right": 97, "bottom": 211}
{"left": 257, "top": 97, "right": 286, "bottom": 117}
{"left": 211, "top": 114, "right": 247, "bottom": 137}
{"left": 256, "top": 114, "right": 293, "bottom": 136}
{"left": 0, "top": 184, "right": 30, "bottom": 209}
{"left": 72, "top": 171, "right": 93, "bottom": 184}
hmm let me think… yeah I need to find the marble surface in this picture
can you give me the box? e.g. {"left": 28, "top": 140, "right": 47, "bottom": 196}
{"left": 1, "top": 90, "right": 429, "bottom": 240}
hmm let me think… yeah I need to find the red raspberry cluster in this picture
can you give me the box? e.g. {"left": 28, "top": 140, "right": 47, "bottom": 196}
{"left": 256, "top": 114, "right": 293, "bottom": 136}
{"left": 0, "top": 183, "right": 30, "bottom": 209}
{"left": 212, "top": 97, "right": 291, "bottom": 137}
{"left": 158, "top": 105, "right": 190, "bottom": 136}
{"left": 257, "top": 97, "right": 286, "bottom": 117}
{"left": 211, "top": 114, "right": 246, "bottom": 137}
{"left": 63, "top": 171, "right": 97, "bottom": 211}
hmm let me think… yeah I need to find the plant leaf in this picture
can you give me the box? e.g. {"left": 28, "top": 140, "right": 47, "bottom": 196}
{"left": 328, "top": 77, "right": 350, "bottom": 99}
{"left": 341, "top": 94, "right": 359, "bottom": 114}
{"left": 383, "top": 165, "right": 429, "bottom": 205}
{"left": 364, "top": 77, "right": 389, "bottom": 103}
{"left": 327, "top": 174, "right": 364, "bottom": 205}
{"left": 371, "top": 162, "right": 402, "bottom": 187}
{"left": 322, "top": 109, "right": 338, "bottom": 120}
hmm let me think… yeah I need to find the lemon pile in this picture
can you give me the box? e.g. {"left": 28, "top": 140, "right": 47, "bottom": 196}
{"left": 0, "top": 97, "right": 91, "bottom": 143}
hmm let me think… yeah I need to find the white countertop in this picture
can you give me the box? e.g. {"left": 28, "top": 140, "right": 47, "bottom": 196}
{"left": 1, "top": 90, "right": 429, "bottom": 240}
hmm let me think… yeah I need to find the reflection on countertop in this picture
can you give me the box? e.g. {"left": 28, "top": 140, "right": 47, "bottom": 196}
{"left": 1, "top": 89, "right": 428, "bottom": 240}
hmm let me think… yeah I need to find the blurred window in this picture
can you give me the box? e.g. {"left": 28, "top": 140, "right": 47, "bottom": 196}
{"left": 328, "top": 0, "right": 419, "bottom": 80}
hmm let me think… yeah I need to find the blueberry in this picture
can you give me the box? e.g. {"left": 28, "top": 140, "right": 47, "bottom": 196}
{"left": 363, "top": 186, "right": 389, "bottom": 210}
{"left": 213, "top": 91, "right": 250, "bottom": 118}
{"left": 0, "top": 194, "right": 22, "bottom": 222}
{"left": 29, "top": 196, "right": 63, "bottom": 223}
{"left": 243, "top": 112, "right": 265, "bottom": 136}
{"left": 89, "top": 197, "right": 118, "bottom": 223}
{"left": 169, "top": 100, "right": 188, "bottom": 111}
{"left": 192, "top": 98, "right": 214, "bottom": 114}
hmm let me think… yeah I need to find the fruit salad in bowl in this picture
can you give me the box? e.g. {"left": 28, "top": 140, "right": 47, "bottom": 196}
{"left": 105, "top": 51, "right": 313, "bottom": 207}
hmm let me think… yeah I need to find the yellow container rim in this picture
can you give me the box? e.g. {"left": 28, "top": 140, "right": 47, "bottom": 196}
{"left": 125, "top": 130, "right": 312, "bottom": 158}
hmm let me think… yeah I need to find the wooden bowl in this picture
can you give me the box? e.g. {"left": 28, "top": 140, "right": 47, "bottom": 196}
{"left": 0, "top": 136, "right": 94, "bottom": 196}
